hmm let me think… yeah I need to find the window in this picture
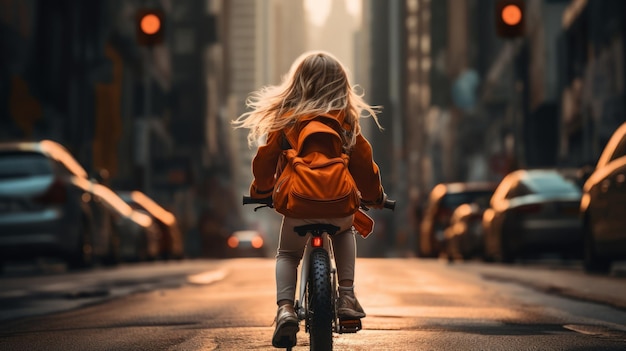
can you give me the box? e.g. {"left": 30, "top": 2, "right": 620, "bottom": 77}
{"left": 443, "top": 191, "right": 495, "bottom": 209}
{"left": 525, "top": 172, "right": 581, "bottom": 195}
{"left": 0, "top": 152, "right": 52, "bottom": 179}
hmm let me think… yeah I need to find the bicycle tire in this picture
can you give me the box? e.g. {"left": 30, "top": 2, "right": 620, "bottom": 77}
{"left": 308, "top": 248, "right": 333, "bottom": 351}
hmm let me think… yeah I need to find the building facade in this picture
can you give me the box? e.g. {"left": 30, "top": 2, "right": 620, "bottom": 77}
{"left": 399, "top": 0, "right": 626, "bottom": 256}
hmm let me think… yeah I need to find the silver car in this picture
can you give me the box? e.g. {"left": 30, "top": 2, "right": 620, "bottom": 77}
{"left": 483, "top": 169, "right": 583, "bottom": 263}
{"left": 0, "top": 140, "right": 117, "bottom": 269}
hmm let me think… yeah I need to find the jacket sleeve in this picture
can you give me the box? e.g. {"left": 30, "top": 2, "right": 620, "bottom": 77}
{"left": 250, "top": 131, "right": 283, "bottom": 198}
{"left": 348, "top": 134, "right": 385, "bottom": 203}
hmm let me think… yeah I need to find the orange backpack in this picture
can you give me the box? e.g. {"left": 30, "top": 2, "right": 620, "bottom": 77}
{"left": 272, "top": 116, "right": 361, "bottom": 219}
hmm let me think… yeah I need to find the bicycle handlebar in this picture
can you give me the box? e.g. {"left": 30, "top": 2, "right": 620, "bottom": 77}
{"left": 242, "top": 196, "right": 396, "bottom": 211}
{"left": 382, "top": 199, "right": 396, "bottom": 211}
{"left": 242, "top": 195, "right": 272, "bottom": 206}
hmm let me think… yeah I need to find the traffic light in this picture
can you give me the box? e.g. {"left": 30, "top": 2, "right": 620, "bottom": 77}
{"left": 495, "top": 0, "right": 525, "bottom": 38}
{"left": 136, "top": 8, "right": 165, "bottom": 46}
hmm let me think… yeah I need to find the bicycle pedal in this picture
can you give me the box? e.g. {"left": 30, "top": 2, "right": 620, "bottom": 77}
{"left": 338, "top": 318, "right": 362, "bottom": 333}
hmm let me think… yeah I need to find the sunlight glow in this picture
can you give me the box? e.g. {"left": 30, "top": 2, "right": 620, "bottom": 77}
{"left": 304, "top": 0, "right": 331, "bottom": 27}
{"left": 345, "top": 0, "right": 362, "bottom": 18}
{"left": 187, "top": 270, "right": 228, "bottom": 285}
{"left": 304, "top": 0, "right": 361, "bottom": 27}
{"left": 130, "top": 190, "right": 176, "bottom": 225}
{"left": 40, "top": 140, "right": 88, "bottom": 178}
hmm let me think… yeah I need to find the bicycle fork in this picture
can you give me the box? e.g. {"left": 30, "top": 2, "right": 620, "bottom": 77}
{"left": 295, "top": 232, "right": 362, "bottom": 335}
{"left": 295, "top": 234, "right": 336, "bottom": 326}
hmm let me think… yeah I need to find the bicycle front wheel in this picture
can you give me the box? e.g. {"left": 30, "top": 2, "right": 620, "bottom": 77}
{"left": 308, "top": 248, "right": 333, "bottom": 351}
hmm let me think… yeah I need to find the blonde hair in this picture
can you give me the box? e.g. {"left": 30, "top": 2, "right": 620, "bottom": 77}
{"left": 232, "top": 51, "right": 382, "bottom": 147}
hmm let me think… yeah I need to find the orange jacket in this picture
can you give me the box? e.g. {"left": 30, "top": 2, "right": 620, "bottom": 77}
{"left": 249, "top": 111, "right": 385, "bottom": 205}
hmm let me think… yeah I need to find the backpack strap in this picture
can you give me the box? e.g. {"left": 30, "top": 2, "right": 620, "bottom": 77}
{"left": 281, "top": 126, "right": 298, "bottom": 151}
{"left": 281, "top": 131, "right": 292, "bottom": 150}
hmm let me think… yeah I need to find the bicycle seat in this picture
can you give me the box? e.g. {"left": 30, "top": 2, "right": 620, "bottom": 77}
{"left": 293, "top": 224, "right": 340, "bottom": 237}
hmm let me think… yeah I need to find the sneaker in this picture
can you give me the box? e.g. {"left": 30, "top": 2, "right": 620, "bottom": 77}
{"left": 272, "top": 304, "right": 299, "bottom": 348}
{"left": 336, "top": 293, "right": 366, "bottom": 320}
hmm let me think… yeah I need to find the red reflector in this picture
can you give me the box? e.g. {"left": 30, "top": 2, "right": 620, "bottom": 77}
{"left": 312, "top": 236, "right": 323, "bottom": 247}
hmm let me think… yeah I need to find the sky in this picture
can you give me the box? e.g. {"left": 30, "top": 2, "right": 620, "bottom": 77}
{"left": 304, "top": 0, "right": 362, "bottom": 27}
{"left": 301, "top": 0, "right": 363, "bottom": 82}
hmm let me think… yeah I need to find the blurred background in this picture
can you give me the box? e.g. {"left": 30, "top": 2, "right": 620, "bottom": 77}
{"left": 1, "top": 0, "right": 624, "bottom": 262}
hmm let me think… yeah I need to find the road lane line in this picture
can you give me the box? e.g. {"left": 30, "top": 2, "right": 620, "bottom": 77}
{"left": 187, "top": 269, "right": 228, "bottom": 285}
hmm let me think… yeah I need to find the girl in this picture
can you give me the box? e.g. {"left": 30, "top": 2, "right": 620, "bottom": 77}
{"left": 233, "top": 51, "right": 387, "bottom": 348}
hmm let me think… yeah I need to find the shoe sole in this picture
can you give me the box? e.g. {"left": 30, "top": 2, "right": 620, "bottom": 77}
{"left": 272, "top": 321, "right": 299, "bottom": 348}
{"left": 337, "top": 309, "right": 366, "bottom": 320}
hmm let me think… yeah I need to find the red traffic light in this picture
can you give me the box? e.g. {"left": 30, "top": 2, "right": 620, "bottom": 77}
{"left": 140, "top": 13, "right": 161, "bottom": 35}
{"left": 495, "top": 0, "right": 524, "bottom": 38}
{"left": 136, "top": 9, "right": 164, "bottom": 46}
{"left": 501, "top": 4, "right": 522, "bottom": 26}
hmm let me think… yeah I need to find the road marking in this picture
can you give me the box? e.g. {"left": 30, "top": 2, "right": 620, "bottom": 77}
{"left": 187, "top": 269, "right": 228, "bottom": 285}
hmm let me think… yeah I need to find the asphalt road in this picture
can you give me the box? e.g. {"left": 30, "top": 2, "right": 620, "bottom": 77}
{"left": 1, "top": 258, "right": 626, "bottom": 350}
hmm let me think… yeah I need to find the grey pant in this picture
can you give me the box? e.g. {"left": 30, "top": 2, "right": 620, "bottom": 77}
{"left": 276, "top": 215, "right": 355, "bottom": 304}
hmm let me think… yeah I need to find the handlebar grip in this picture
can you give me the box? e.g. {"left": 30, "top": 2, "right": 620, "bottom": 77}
{"left": 242, "top": 195, "right": 254, "bottom": 205}
{"left": 243, "top": 195, "right": 273, "bottom": 206}
{"left": 384, "top": 199, "right": 396, "bottom": 211}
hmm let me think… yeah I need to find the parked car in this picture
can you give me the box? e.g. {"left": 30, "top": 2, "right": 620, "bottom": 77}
{"left": 483, "top": 169, "right": 583, "bottom": 263}
{"left": 0, "top": 140, "right": 116, "bottom": 269}
{"left": 92, "top": 185, "right": 161, "bottom": 262}
{"left": 117, "top": 191, "right": 184, "bottom": 260}
{"left": 226, "top": 230, "right": 266, "bottom": 258}
{"left": 418, "top": 182, "right": 496, "bottom": 257}
{"left": 580, "top": 122, "right": 626, "bottom": 273}
{"left": 443, "top": 202, "right": 488, "bottom": 261}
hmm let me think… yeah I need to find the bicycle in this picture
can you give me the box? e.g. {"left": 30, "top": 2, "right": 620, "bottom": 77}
{"left": 243, "top": 195, "right": 395, "bottom": 350}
